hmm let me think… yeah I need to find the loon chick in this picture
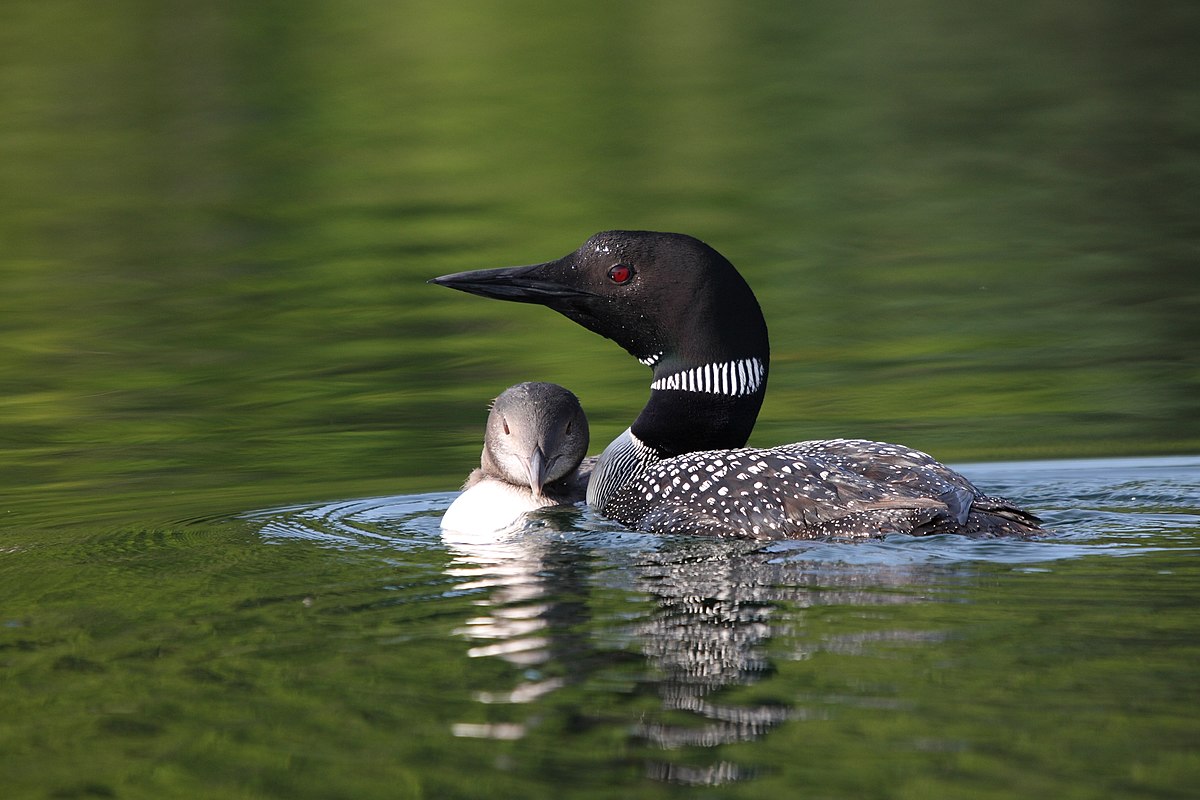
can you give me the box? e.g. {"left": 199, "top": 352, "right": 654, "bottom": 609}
{"left": 441, "top": 382, "right": 591, "bottom": 534}
{"left": 432, "top": 231, "right": 1043, "bottom": 540}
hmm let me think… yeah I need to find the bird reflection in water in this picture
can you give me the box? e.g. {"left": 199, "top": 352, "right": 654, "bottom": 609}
{"left": 249, "top": 493, "right": 947, "bottom": 785}
{"left": 444, "top": 520, "right": 940, "bottom": 785}
{"left": 442, "top": 513, "right": 591, "bottom": 738}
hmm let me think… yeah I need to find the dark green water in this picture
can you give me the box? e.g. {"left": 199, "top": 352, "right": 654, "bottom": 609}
{"left": 2, "top": 2, "right": 1199, "bottom": 798}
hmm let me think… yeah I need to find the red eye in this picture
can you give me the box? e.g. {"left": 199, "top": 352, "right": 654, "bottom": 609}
{"left": 607, "top": 264, "right": 634, "bottom": 284}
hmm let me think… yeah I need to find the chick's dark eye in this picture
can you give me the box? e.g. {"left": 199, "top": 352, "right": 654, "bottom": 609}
{"left": 607, "top": 264, "right": 634, "bottom": 284}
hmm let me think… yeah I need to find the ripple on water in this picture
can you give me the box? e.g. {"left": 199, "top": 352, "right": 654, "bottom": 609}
{"left": 245, "top": 492, "right": 451, "bottom": 551}
{"left": 188, "top": 456, "right": 1200, "bottom": 790}
{"left": 241, "top": 456, "right": 1200, "bottom": 568}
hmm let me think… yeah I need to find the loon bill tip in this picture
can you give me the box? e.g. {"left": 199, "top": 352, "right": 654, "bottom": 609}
{"left": 431, "top": 261, "right": 593, "bottom": 303}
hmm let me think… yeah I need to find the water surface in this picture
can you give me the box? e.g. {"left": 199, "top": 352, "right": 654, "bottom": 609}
{"left": 4, "top": 457, "right": 1198, "bottom": 797}
{"left": 2, "top": 1, "right": 1199, "bottom": 797}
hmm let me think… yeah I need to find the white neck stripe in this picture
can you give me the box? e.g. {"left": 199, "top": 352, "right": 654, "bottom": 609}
{"left": 650, "top": 357, "right": 764, "bottom": 397}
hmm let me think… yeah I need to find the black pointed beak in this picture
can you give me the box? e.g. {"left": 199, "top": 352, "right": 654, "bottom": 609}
{"left": 429, "top": 260, "right": 592, "bottom": 304}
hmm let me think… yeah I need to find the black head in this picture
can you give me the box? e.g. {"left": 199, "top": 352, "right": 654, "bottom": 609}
{"left": 430, "top": 231, "right": 769, "bottom": 371}
{"left": 433, "top": 231, "right": 771, "bottom": 455}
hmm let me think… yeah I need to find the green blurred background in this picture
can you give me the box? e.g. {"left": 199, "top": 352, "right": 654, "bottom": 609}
{"left": 2, "top": 0, "right": 1197, "bottom": 529}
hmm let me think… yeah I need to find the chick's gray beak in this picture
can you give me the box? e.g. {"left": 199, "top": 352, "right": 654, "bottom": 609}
{"left": 525, "top": 445, "right": 548, "bottom": 498}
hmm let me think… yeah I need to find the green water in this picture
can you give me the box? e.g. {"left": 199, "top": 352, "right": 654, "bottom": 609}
{"left": 3, "top": 461, "right": 1199, "bottom": 798}
{"left": 2, "top": 1, "right": 1199, "bottom": 797}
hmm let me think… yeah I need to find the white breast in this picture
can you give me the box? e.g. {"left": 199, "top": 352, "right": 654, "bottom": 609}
{"left": 440, "top": 479, "right": 557, "bottom": 541}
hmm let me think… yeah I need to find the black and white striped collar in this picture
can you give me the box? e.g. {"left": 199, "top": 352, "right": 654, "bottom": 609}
{"left": 585, "top": 427, "right": 662, "bottom": 512}
{"left": 650, "top": 357, "right": 765, "bottom": 398}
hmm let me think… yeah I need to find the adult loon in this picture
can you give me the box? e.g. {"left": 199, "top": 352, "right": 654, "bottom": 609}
{"left": 432, "top": 231, "right": 1043, "bottom": 539}
{"left": 441, "top": 382, "right": 591, "bottom": 535}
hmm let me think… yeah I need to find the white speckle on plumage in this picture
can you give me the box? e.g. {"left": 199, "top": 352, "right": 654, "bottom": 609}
{"left": 436, "top": 231, "right": 1043, "bottom": 541}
